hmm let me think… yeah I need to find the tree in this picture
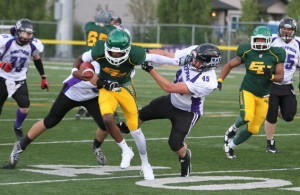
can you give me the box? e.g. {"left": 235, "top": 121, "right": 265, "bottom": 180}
{"left": 128, "top": 0, "right": 157, "bottom": 42}
{"left": 156, "top": 0, "right": 212, "bottom": 44}
{"left": 286, "top": 0, "right": 300, "bottom": 36}
{"left": 240, "top": 0, "right": 262, "bottom": 36}
{"left": 178, "top": 0, "right": 211, "bottom": 44}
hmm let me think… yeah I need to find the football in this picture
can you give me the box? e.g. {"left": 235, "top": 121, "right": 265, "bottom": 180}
{"left": 79, "top": 62, "right": 95, "bottom": 80}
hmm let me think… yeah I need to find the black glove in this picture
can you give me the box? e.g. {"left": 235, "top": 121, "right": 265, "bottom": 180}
{"left": 217, "top": 78, "right": 223, "bottom": 91}
{"left": 96, "top": 79, "right": 121, "bottom": 91}
{"left": 263, "top": 66, "right": 273, "bottom": 80}
{"left": 298, "top": 82, "right": 300, "bottom": 91}
{"left": 217, "top": 81, "right": 222, "bottom": 91}
{"left": 179, "top": 55, "right": 192, "bottom": 66}
{"left": 141, "top": 61, "right": 153, "bottom": 73}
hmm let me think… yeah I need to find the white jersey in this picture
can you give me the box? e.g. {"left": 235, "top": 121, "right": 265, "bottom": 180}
{"left": 0, "top": 34, "right": 44, "bottom": 81}
{"left": 271, "top": 34, "right": 300, "bottom": 85}
{"left": 171, "top": 66, "right": 217, "bottom": 115}
{"left": 63, "top": 61, "right": 100, "bottom": 101}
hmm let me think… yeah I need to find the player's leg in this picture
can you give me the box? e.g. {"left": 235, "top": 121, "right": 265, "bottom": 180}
{"left": 9, "top": 92, "right": 78, "bottom": 167}
{"left": 12, "top": 82, "right": 30, "bottom": 141}
{"left": 98, "top": 89, "right": 133, "bottom": 168}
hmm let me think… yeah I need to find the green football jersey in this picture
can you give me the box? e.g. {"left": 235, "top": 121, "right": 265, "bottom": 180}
{"left": 84, "top": 22, "right": 116, "bottom": 51}
{"left": 237, "top": 44, "right": 286, "bottom": 97}
{"left": 91, "top": 40, "right": 146, "bottom": 84}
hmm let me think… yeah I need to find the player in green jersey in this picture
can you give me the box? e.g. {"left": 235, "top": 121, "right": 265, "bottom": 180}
{"left": 217, "top": 26, "right": 285, "bottom": 159}
{"left": 73, "top": 29, "right": 154, "bottom": 180}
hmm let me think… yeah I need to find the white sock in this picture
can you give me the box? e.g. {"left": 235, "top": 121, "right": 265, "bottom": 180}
{"left": 130, "top": 128, "right": 147, "bottom": 155}
{"left": 140, "top": 153, "right": 150, "bottom": 166}
{"left": 228, "top": 140, "right": 237, "bottom": 149}
{"left": 117, "top": 139, "right": 130, "bottom": 152}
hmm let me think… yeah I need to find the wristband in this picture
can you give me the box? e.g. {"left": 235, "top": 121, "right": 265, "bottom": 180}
{"left": 217, "top": 78, "right": 224, "bottom": 83}
{"left": 71, "top": 68, "right": 78, "bottom": 74}
{"left": 41, "top": 75, "right": 47, "bottom": 79}
{"left": 270, "top": 74, "right": 274, "bottom": 81}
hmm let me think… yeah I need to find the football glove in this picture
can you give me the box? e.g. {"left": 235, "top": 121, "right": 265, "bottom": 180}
{"left": 217, "top": 78, "right": 223, "bottom": 91}
{"left": 263, "top": 66, "right": 273, "bottom": 80}
{"left": 141, "top": 61, "right": 153, "bottom": 73}
{"left": 179, "top": 55, "right": 192, "bottom": 66}
{"left": 0, "top": 62, "right": 13, "bottom": 73}
{"left": 96, "top": 79, "right": 121, "bottom": 91}
{"left": 41, "top": 76, "right": 49, "bottom": 91}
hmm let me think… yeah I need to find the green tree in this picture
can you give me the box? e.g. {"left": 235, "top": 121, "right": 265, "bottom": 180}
{"left": 240, "top": 0, "right": 262, "bottom": 35}
{"left": 178, "top": 0, "right": 211, "bottom": 44}
{"left": 286, "top": 0, "right": 300, "bottom": 36}
{"left": 156, "top": 0, "right": 212, "bottom": 44}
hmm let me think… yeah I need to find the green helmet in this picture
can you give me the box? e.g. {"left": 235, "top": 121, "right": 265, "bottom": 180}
{"left": 251, "top": 26, "right": 272, "bottom": 51}
{"left": 105, "top": 29, "right": 131, "bottom": 66}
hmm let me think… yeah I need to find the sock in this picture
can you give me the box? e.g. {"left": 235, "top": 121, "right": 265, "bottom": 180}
{"left": 228, "top": 141, "right": 237, "bottom": 149}
{"left": 140, "top": 153, "right": 150, "bottom": 166}
{"left": 15, "top": 108, "right": 28, "bottom": 128}
{"left": 93, "top": 139, "right": 102, "bottom": 148}
{"left": 130, "top": 128, "right": 147, "bottom": 155}
{"left": 117, "top": 139, "right": 130, "bottom": 152}
{"left": 20, "top": 135, "right": 33, "bottom": 150}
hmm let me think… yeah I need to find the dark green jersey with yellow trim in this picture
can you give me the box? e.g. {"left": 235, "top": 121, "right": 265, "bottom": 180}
{"left": 84, "top": 22, "right": 116, "bottom": 51}
{"left": 91, "top": 40, "right": 145, "bottom": 84}
{"left": 237, "top": 44, "right": 286, "bottom": 97}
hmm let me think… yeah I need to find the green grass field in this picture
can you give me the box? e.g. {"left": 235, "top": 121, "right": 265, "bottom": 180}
{"left": 1, "top": 63, "right": 300, "bottom": 194}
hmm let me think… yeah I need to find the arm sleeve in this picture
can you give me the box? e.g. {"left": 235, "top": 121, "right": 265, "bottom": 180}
{"left": 146, "top": 54, "right": 179, "bottom": 65}
{"left": 33, "top": 58, "right": 45, "bottom": 76}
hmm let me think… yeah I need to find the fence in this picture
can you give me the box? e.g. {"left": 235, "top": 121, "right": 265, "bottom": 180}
{"left": 0, "top": 20, "right": 281, "bottom": 62}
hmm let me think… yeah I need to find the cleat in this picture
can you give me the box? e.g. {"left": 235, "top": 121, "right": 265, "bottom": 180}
{"left": 120, "top": 148, "right": 134, "bottom": 169}
{"left": 266, "top": 140, "right": 278, "bottom": 153}
{"left": 179, "top": 149, "right": 191, "bottom": 177}
{"left": 13, "top": 126, "right": 23, "bottom": 141}
{"left": 75, "top": 107, "right": 86, "bottom": 120}
{"left": 9, "top": 141, "right": 23, "bottom": 167}
{"left": 141, "top": 164, "right": 155, "bottom": 180}
{"left": 224, "top": 143, "right": 236, "bottom": 159}
{"left": 92, "top": 146, "right": 106, "bottom": 165}
{"left": 117, "top": 121, "right": 130, "bottom": 134}
{"left": 224, "top": 125, "right": 239, "bottom": 144}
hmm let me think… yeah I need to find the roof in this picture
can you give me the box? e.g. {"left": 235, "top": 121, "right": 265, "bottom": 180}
{"left": 212, "top": 0, "right": 239, "bottom": 10}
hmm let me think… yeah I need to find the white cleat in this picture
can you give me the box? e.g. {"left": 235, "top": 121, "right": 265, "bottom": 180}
{"left": 120, "top": 148, "right": 134, "bottom": 169}
{"left": 141, "top": 164, "right": 155, "bottom": 180}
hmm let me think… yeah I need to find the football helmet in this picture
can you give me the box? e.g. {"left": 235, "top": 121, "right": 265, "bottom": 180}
{"left": 251, "top": 26, "right": 272, "bottom": 51}
{"left": 104, "top": 29, "right": 131, "bottom": 66}
{"left": 190, "top": 43, "right": 221, "bottom": 71}
{"left": 278, "top": 17, "right": 297, "bottom": 43}
{"left": 95, "top": 10, "right": 112, "bottom": 25}
{"left": 15, "top": 19, "right": 34, "bottom": 45}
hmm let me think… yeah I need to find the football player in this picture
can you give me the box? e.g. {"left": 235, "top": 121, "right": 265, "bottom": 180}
{"left": 264, "top": 17, "right": 300, "bottom": 153}
{"left": 76, "top": 10, "right": 117, "bottom": 120}
{"left": 9, "top": 63, "right": 117, "bottom": 168}
{"left": 140, "top": 43, "right": 221, "bottom": 177}
{"left": 0, "top": 18, "right": 49, "bottom": 141}
{"left": 72, "top": 29, "right": 154, "bottom": 180}
{"left": 218, "top": 26, "right": 285, "bottom": 159}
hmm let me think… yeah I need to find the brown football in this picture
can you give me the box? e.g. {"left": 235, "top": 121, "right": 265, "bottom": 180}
{"left": 79, "top": 62, "right": 95, "bottom": 80}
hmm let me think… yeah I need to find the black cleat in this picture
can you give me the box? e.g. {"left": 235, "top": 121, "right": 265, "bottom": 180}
{"left": 179, "top": 149, "right": 191, "bottom": 177}
{"left": 266, "top": 140, "right": 278, "bottom": 153}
